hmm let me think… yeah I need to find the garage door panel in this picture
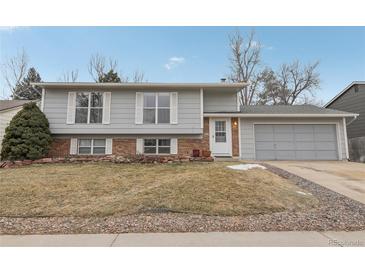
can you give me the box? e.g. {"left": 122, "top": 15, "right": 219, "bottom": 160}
{"left": 275, "top": 141, "right": 295, "bottom": 150}
{"left": 316, "top": 151, "right": 338, "bottom": 160}
{"left": 294, "top": 125, "right": 314, "bottom": 132}
{"left": 315, "top": 133, "right": 337, "bottom": 141}
{"left": 314, "top": 124, "right": 335, "bottom": 132}
{"left": 256, "top": 150, "right": 275, "bottom": 160}
{"left": 274, "top": 133, "right": 294, "bottom": 141}
{"left": 255, "top": 132, "right": 274, "bottom": 141}
{"left": 295, "top": 151, "right": 317, "bottom": 160}
{"left": 255, "top": 125, "right": 273, "bottom": 133}
{"left": 315, "top": 141, "right": 337, "bottom": 150}
{"left": 296, "top": 142, "right": 315, "bottom": 150}
{"left": 273, "top": 125, "right": 293, "bottom": 132}
{"left": 255, "top": 141, "right": 275, "bottom": 150}
{"left": 254, "top": 124, "right": 338, "bottom": 160}
{"left": 295, "top": 133, "right": 314, "bottom": 141}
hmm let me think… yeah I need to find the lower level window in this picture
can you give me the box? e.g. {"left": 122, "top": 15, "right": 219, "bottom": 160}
{"left": 144, "top": 139, "right": 171, "bottom": 154}
{"left": 78, "top": 139, "right": 106, "bottom": 155}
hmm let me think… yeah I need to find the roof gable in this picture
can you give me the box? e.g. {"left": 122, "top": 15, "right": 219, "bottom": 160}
{"left": 324, "top": 81, "right": 365, "bottom": 107}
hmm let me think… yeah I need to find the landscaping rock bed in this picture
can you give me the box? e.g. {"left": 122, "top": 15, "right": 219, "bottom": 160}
{"left": 0, "top": 154, "right": 214, "bottom": 168}
{"left": 1, "top": 163, "right": 364, "bottom": 234}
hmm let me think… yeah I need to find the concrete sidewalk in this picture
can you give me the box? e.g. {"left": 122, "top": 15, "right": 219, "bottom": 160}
{"left": 0, "top": 231, "right": 364, "bottom": 247}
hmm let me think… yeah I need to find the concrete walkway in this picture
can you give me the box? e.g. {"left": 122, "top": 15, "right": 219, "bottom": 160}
{"left": 0, "top": 231, "right": 364, "bottom": 247}
{"left": 267, "top": 161, "right": 365, "bottom": 204}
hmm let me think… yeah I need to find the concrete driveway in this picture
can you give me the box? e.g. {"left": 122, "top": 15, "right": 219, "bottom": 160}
{"left": 267, "top": 161, "right": 365, "bottom": 204}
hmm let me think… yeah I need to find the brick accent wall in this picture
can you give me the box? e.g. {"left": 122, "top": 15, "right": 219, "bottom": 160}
{"left": 46, "top": 117, "right": 240, "bottom": 159}
{"left": 178, "top": 117, "right": 210, "bottom": 156}
{"left": 47, "top": 138, "right": 70, "bottom": 158}
{"left": 47, "top": 118, "right": 213, "bottom": 158}
{"left": 113, "top": 139, "right": 136, "bottom": 156}
{"left": 231, "top": 117, "right": 240, "bottom": 157}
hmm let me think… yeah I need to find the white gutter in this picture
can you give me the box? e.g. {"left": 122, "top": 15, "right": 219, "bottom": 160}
{"left": 30, "top": 82, "right": 248, "bottom": 90}
{"left": 204, "top": 113, "right": 359, "bottom": 118}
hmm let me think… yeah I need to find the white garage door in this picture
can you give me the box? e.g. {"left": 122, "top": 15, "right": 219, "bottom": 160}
{"left": 255, "top": 124, "right": 338, "bottom": 160}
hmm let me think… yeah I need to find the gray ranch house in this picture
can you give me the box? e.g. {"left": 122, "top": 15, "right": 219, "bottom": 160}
{"left": 33, "top": 82, "right": 357, "bottom": 161}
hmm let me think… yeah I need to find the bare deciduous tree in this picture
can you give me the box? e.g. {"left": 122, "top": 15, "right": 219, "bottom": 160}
{"left": 228, "top": 30, "right": 262, "bottom": 106}
{"left": 132, "top": 70, "right": 145, "bottom": 83}
{"left": 88, "top": 53, "right": 146, "bottom": 83}
{"left": 59, "top": 70, "right": 79, "bottom": 82}
{"left": 1, "top": 49, "right": 28, "bottom": 98}
{"left": 88, "top": 53, "right": 118, "bottom": 81}
{"left": 258, "top": 61, "right": 320, "bottom": 105}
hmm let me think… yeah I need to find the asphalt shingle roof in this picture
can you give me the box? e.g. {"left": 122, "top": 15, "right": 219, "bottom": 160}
{"left": 239, "top": 104, "right": 354, "bottom": 115}
{"left": 0, "top": 100, "right": 33, "bottom": 112}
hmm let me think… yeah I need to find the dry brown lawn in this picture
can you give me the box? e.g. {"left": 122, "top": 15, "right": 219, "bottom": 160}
{"left": 0, "top": 162, "right": 318, "bottom": 217}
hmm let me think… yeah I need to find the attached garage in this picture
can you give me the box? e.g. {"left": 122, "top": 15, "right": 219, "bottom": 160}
{"left": 254, "top": 124, "right": 339, "bottom": 160}
{"left": 205, "top": 104, "right": 358, "bottom": 161}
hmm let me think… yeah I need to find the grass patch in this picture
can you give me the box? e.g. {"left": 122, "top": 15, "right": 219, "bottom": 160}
{"left": 0, "top": 162, "right": 318, "bottom": 217}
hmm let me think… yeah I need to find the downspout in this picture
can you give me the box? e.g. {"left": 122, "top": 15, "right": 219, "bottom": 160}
{"left": 40, "top": 87, "right": 45, "bottom": 112}
{"left": 342, "top": 117, "right": 349, "bottom": 160}
{"left": 346, "top": 115, "right": 358, "bottom": 126}
{"left": 342, "top": 114, "right": 359, "bottom": 160}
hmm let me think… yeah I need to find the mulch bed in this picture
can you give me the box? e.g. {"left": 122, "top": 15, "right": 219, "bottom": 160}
{"left": 1, "top": 163, "right": 365, "bottom": 234}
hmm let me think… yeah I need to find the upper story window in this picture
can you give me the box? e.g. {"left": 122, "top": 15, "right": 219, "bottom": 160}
{"left": 143, "top": 93, "right": 170, "bottom": 124}
{"left": 75, "top": 92, "right": 103, "bottom": 124}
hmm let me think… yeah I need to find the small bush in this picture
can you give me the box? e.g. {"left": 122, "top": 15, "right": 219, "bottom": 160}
{"left": 1, "top": 102, "right": 52, "bottom": 160}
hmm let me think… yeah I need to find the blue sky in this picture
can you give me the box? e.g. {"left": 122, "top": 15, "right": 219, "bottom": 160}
{"left": 1, "top": 26, "right": 364, "bottom": 102}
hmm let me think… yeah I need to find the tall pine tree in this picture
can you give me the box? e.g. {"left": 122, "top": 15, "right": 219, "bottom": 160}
{"left": 98, "top": 69, "right": 121, "bottom": 83}
{"left": 1, "top": 102, "right": 52, "bottom": 160}
{"left": 12, "top": 67, "right": 42, "bottom": 100}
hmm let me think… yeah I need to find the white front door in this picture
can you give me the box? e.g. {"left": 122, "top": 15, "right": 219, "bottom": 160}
{"left": 210, "top": 118, "right": 232, "bottom": 156}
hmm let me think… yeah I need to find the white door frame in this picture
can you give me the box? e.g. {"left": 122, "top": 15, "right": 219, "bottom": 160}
{"left": 209, "top": 117, "right": 232, "bottom": 157}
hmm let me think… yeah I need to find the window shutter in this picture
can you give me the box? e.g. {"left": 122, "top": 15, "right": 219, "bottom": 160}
{"left": 170, "top": 92, "right": 178, "bottom": 124}
{"left": 105, "top": 138, "right": 113, "bottom": 154}
{"left": 102, "top": 92, "right": 112, "bottom": 124}
{"left": 70, "top": 138, "right": 78, "bottom": 155}
{"left": 135, "top": 92, "right": 143, "bottom": 124}
{"left": 170, "top": 138, "right": 178, "bottom": 154}
{"left": 136, "top": 138, "right": 144, "bottom": 154}
{"left": 66, "top": 92, "right": 76, "bottom": 124}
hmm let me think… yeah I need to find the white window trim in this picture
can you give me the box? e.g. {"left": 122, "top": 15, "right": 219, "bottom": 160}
{"left": 75, "top": 92, "right": 103, "bottom": 124}
{"left": 143, "top": 138, "right": 171, "bottom": 155}
{"left": 143, "top": 92, "right": 170, "bottom": 124}
{"left": 78, "top": 138, "right": 106, "bottom": 155}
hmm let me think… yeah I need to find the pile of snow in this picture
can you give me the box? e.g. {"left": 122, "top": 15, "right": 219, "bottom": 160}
{"left": 226, "top": 164, "right": 267, "bottom": 171}
{"left": 296, "top": 191, "right": 313, "bottom": 196}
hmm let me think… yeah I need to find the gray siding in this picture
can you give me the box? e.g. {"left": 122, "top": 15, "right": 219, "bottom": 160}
{"left": 204, "top": 91, "right": 238, "bottom": 112}
{"left": 327, "top": 84, "right": 365, "bottom": 138}
{"left": 240, "top": 117, "right": 347, "bottom": 160}
{"left": 43, "top": 89, "right": 202, "bottom": 135}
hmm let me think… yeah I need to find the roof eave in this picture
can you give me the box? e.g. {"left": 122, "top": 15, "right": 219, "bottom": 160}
{"left": 203, "top": 113, "right": 359, "bottom": 118}
{"left": 0, "top": 104, "right": 25, "bottom": 112}
{"left": 30, "top": 82, "right": 248, "bottom": 91}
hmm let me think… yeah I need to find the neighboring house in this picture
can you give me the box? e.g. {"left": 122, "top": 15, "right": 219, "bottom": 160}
{"left": 33, "top": 82, "right": 357, "bottom": 161}
{"left": 0, "top": 100, "right": 33, "bottom": 152}
{"left": 324, "top": 81, "right": 365, "bottom": 162}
